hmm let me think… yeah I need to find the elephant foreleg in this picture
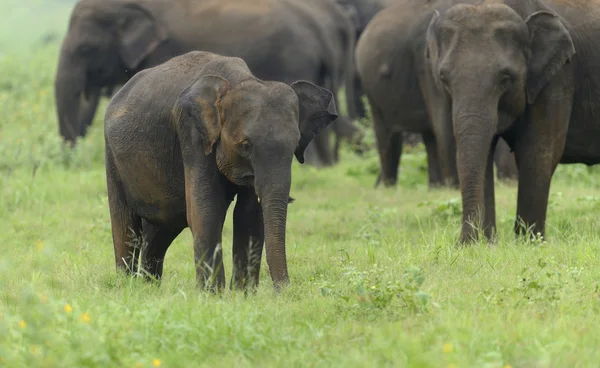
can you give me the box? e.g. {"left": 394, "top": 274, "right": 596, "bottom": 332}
{"left": 484, "top": 137, "right": 498, "bottom": 242}
{"left": 513, "top": 74, "right": 573, "bottom": 240}
{"left": 231, "top": 188, "right": 265, "bottom": 292}
{"left": 184, "top": 168, "right": 231, "bottom": 291}
{"left": 422, "top": 130, "right": 443, "bottom": 188}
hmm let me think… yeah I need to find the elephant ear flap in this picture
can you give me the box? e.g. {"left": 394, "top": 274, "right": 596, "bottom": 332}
{"left": 525, "top": 11, "right": 575, "bottom": 104}
{"left": 290, "top": 81, "right": 338, "bottom": 164}
{"left": 176, "top": 75, "right": 230, "bottom": 155}
{"left": 118, "top": 3, "right": 167, "bottom": 70}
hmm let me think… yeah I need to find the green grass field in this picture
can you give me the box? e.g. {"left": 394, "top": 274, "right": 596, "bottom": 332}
{"left": 2, "top": 2, "right": 600, "bottom": 367}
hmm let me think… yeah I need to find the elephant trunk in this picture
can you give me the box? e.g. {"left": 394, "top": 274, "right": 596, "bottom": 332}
{"left": 54, "top": 56, "right": 100, "bottom": 144}
{"left": 255, "top": 165, "right": 292, "bottom": 290}
{"left": 453, "top": 101, "right": 496, "bottom": 243}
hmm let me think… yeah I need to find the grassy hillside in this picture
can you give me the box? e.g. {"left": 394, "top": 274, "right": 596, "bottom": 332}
{"left": 2, "top": 2, "right": 600, "bottom": 367}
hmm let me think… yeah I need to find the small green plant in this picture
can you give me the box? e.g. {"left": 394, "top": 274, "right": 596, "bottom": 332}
{"left": 418, "top": 198, "right": 462, "bottom": 220}
{"left": 481, "top": 257, "right": 584, "bottom": 308}
{"left": 320, "top": 263, "right": 431, "bottom": 319}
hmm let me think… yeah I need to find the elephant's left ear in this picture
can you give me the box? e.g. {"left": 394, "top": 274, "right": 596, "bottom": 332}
{"left": 118, "top": 3, "right": 167, "bottom": 70}
{"left": 525, "top": 11, "right": 575, "bottom": 104}
{"left": 290, "top": 81, "right": 338, "bottom": 164}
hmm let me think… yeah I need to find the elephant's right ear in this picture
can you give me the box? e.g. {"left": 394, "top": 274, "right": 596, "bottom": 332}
{"left": 525, "top": 11, "right": 575, "bottom": 104}
{"left": 117, "top": 3, "right": 167, "bottom": 70}
{"left": 176, "top": 75, "right": 230, "bottom": 155}
{"left": 290, "top": 81, "right": 338, "bottom": 164}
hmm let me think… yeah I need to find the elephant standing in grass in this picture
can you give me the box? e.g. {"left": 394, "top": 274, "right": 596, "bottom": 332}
{"left": 55, "top": 0, "right": 360, "bottom": 166}
{"left": 356, "top": 1, "right": 519, "bottom": 189}
{"left": 104, "top": 51, "right": 338, "bottom": 291}
{"left": 380, "top": 0, "right": 600, "bottom": 243}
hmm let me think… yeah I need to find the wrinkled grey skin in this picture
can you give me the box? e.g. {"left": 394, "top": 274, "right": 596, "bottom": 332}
{"left": 104, "top": 51, "right": 338, "bottom": 291}
{"left": 421, "top": 0, "right": 600, "bottom": 243}
{"left": 356, "top": 1, "right": 518, "bottom": 189}
{"left": 55, "top": 0, "right": 359, "bottom": 167}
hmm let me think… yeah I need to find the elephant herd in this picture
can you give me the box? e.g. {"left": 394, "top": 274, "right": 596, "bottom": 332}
{"left": 54, "top": 0, "right": 600, "bottom": 291}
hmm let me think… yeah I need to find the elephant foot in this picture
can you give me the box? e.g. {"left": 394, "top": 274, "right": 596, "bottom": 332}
{"left": 374, "top": 172, "right": 397, "bottom": 188}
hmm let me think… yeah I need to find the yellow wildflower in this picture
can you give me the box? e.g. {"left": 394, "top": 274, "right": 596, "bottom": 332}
{"left": 19, "top": 320, "right": 26, "bottom": 329}
{"left": 504, "top": 365, "right": 513, "bottom": 368}
{"left": 64, "top": 304, "right": 73, "bottom": 313}
{"left": 443, "top": 343, "right": 453, "bottom": 353}
{"left": 36, "top": 240, "right": 44, "bottom": 252}
{"left": 152, "top": 359, "right": 161, "bottom": 367}
{"left": 80, "top": 312, "right": 91, "bottom": 323}
{"left": 447, "top": 364, "right": 456, "bottom": 368}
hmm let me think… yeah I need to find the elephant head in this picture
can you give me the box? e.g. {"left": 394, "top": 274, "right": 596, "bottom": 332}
{"left": 177, "top": 76, "right": 338, "bottom": 287}
{"left": 425, "top": 4, "right": 574, "bottom": 242}
{"left": 55, "top": 0, "right": 166, "bottom": 143}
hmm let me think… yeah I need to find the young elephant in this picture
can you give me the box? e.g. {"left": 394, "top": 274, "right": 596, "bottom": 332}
{"left": 104, "top": 51, "right": 338, "bottom": 291}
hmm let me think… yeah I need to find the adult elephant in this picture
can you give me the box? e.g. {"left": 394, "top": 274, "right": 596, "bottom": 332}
{"left": 397, "top": 0, "right": 600, "bottom": 243}
{"left": 356, "top": 1, "right": 519, "bottom": 188}
{"left": 55, "top": 0, "right": 360, "bottom": 166}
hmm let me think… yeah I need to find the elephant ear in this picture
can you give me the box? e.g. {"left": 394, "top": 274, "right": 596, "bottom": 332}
{"left": 290, "top": 81, "right": 338, "bottom": 164}
{"left": 525, "top": 11, "right": 575, "bottom": 104}
{"left": 117, "top": 3, "right": 167, "bottom": 70}
{"left": 177, "top": 75, "right": 230, "bottom": 155}
{"left": 425, "top": 10, "right": 443, "bottom": 91}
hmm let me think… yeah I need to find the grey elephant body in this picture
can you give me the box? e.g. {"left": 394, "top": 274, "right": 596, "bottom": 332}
{"left": 56, "top": 0, "right": 359, "bottom": 166}
{"left": 356, "top": 1, "right": 518, "bottom": 188}
{"left": 104, "top": 51, "right": 337, "bottom": 290}
{"left": 378, "top": 0, "right": 600, "bottom": 242}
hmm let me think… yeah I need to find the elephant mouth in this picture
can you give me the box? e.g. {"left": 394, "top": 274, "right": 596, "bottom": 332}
{"left": 240, "top": 174, "right": 255, "bottom": 187}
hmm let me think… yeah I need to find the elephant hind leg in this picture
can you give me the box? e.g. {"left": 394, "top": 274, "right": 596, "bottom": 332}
{"left": 106, "top": 151, "right": 142, "bottom": 274}
{"left": 140, "top": 220, "right": 182, "bottom": 281}
{"left": 372, "top": 103, "right": 402, "bottom": 187}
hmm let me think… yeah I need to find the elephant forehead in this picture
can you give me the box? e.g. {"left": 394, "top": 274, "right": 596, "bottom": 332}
{"left": 71, "top": 0, "right": 115, "bottom": 22}
{"left": 445, "top": 3, "right": 522, "bottom": 26}
{"left": 227, "top": 82, "right": 297, "bottom": 115}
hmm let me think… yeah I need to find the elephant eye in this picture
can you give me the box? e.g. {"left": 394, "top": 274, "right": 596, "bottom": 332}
{"left": 237, "top": 140, "right": 252, "bottom": 157}
{"left": 499, "top": 70, "right": 514, "bottom": 89}
{"left": 439, "top": 69, "right": 450, "bottom": 90}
